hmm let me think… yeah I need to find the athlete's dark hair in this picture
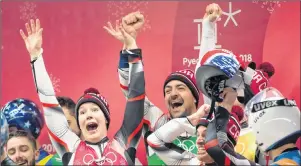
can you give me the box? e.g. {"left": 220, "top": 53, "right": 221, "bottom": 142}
{"left": 7, "top": 130, "right": 37, "bottom": 150}
{"left": 57, "top": 96, "right": 76, "bottom": 116}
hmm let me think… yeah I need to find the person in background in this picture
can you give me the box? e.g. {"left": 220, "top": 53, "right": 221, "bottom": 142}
{"left": 195, "top": 115, "right": 216, "bottom": 166}
{"left": 57, "top": 96, "right": 82, "bottom": 139}
{"left": 0, "top": 111, "right": 16, "bottom": 165}
{"left": 195, "top": 106, "right": 243, "bottom": 166}
{"left": 203, "top": 87, "right": 300, "bottom": 166}
{"left": 1, "top": 98, "right": 63, "bottom": 165}
{"left": 5, "top": 130, "right": 39, "bottom": 166}
{"left": 235, "top": 61, "right": 275, "bottom": 165}
{"left": 37, "top": 97, "right": 80, "bottom": 165}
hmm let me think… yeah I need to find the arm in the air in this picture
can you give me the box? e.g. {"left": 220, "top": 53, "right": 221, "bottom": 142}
{"left": 195, "top": 17, "right": 216, "bottom": 105}
{"left": 30, "top": 52, "right": 80, "bottom": 157}
{"left": 118, "top": 50, "right": 163, "bottom": 132}
{"left": 194, "top": 17, "right": 216, "bottom": 74}
{"left": 204, "top": 106, "right": 259, "bottom": 166}
{"left": 114, "top": 48, "right": 145, "bottom": 150}
{"left": 118, "top": 50, "right": 130, "bottom": 97}
{"left": 146, "top": 118, "right": 200, "bottom": 165}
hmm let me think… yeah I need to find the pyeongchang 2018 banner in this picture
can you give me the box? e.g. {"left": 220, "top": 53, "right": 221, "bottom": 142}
{"left": 1, "top": 1, "right": 300, "bottom": 165}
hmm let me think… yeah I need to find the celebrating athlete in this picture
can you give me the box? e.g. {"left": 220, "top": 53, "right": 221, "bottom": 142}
{"left": 20, "top": 18, "right": 145, "bottom": 165}
{"left": 103, "top": 3, "right": 223, "bottom": 165}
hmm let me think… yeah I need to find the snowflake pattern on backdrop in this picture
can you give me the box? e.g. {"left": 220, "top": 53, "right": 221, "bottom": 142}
{"left": 252, "top": 0, "right": 285, "bottom": 14}
{"left": 20, "top": 2, "right": 37, "bottom": 22}
{"left": 49, "top": 73, "right": 60, "bottom": 93}
{"left": 107, "top": 1, "right": 151, "bottom": 32}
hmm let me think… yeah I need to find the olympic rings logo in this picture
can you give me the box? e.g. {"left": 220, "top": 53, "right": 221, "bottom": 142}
{"left": 174, "top": 138, "right": 197, "bottom": 152}
{"left": 82, "top": 152, "right": 117, "bottom": 166}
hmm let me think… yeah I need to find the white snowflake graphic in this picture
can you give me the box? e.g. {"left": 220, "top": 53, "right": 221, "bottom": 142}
{"left": 20, "top": 2, "right": 37, "bottom": 22}
{"left": 49, "top": 73, "right": 61, "bottom": 93}
{"left": 253, "top": 0, "right": 285, "bottom": 14}
{"left": 107, "top": 1, "right": 151, "bottom": 32}
{"left": 222, "top": 2, "right": 241, "bottom": 27}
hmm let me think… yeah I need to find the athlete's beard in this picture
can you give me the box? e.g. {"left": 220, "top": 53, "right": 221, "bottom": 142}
{"left": 29, "top": 157, "right": 36, "bottom": 166}
{"left": 15, "top": 156, "right": 35, "bottom": 166}
{"left": 169, "top": 108, "right": 190, "bottom": 119}
{"left": 168, "top": 96, "right": 193, "bottom": 118}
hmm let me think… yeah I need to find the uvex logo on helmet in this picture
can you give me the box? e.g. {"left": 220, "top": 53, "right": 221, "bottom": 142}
{"left": 252, "top": 99, "right": 297, "bottom": 113}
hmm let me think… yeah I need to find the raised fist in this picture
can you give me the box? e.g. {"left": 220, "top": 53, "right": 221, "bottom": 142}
{"left": 103, "top": 20, "right": 137, "bottom": 49}
{"left": 204, "top": 3, "right": 222, "bottom": 22}
{"left": 122, "top": 11, "right": 144, "bottom": 38}
{"left": 188, "top": 104, "right": 210, "bottom": 126}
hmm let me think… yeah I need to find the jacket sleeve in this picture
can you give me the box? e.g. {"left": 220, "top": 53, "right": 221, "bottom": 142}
{"left": 114, "top": 49, "right": 146, "bottom": 150}
{"left": 204, "top": 106, "right": 260, "bottom": 166}
{"left": 31, "top": 53, "right": 80, "bottom": 157}
{"left": 195, "top": 17, "right": 216, "bottom": 105}
{"left": 117, "top": 50, "right": 164, "bottom": 133}
{"left": 146, "top": 117, "right": 200, "bottom": 165}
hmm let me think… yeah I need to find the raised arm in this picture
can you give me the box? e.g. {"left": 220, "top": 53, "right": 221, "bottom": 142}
{"left": 104, "top": 22, "right": 145, "bottom": 159}
{"left": 20, "top": 19, "right": 80, "bottom": 157}
{"left": 104, "top": 12, "right": 163, "bottom": 134}
{"left": 106, "top": 13, "right": 164, "bottom": 134}
{"left": 114, "top": 48, "right": 145, "bottom": 149}
{"left": 118, "top": 51, "right": 163, "bottom": 132}
{"left": 118, "top": 51, "right": 130, "bottom": 97}
{"left": 195, "top": 3, "right": 222, "bottom": 73}
{"left": 195, "top": 4, "right": 222, "bottom": 105}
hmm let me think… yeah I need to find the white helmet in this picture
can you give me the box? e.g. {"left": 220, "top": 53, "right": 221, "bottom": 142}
{"left": 196, "top": 49, "right": 240, "bottom": 98}
{"left": 245, "top": 87, "right": 301, "bottom": 152}
{"left": 196, "top": 49, "right": 254, "bottom": 100}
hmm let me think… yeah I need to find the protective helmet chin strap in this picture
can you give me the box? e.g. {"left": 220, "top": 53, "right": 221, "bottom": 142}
{"left": 207, "top": 97, "right": 216, "bottom": 121}
{"left": 205, "top": 69, "right": 250, "bottom": 120}
{"left": 206, "top": 80, "right": 226, "bottom": 120}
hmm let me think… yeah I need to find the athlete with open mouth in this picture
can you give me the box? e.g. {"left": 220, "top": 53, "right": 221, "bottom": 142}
{"left": 20, "top": 17, "right": 145, "bottom": 165}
